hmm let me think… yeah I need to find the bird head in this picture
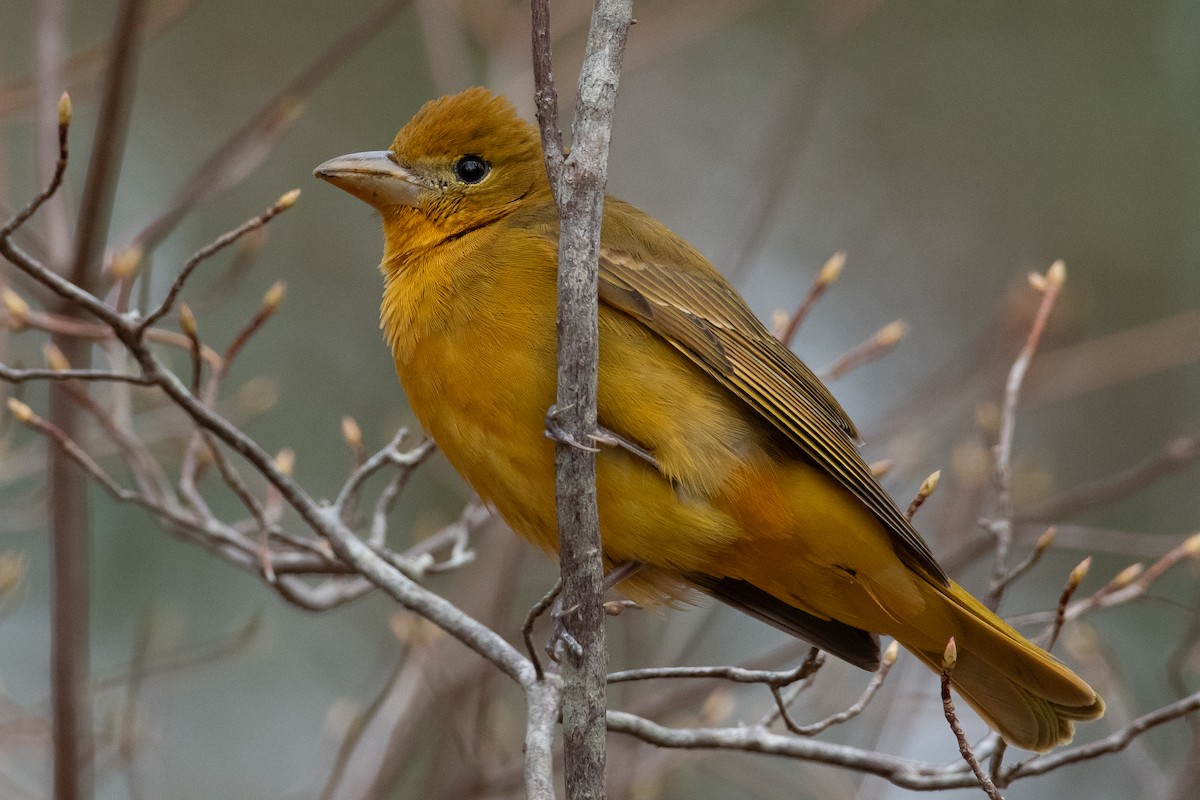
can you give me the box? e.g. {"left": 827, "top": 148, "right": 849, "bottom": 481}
{"left": 314, "top": 88, "right": 549, "bottom": 239}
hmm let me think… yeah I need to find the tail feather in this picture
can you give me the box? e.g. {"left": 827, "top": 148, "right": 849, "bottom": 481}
{"left": 899, "top": 580, "right": 1104, "bottom": 752}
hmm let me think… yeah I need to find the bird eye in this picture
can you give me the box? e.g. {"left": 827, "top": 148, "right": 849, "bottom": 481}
{"left": 453, "top": 155, "right": 490, "bottom": 184}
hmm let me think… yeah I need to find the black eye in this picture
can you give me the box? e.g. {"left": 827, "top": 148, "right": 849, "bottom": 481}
{"left": 453, "top": 155, "right": 489, "bottom": 184}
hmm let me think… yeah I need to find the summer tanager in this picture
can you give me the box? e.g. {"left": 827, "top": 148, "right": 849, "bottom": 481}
{"left": 315, "top": 87, "right": 1103, "bottom": 751}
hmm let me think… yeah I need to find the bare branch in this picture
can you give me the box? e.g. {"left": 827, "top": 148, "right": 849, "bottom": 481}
{"left": 820, "top": 319, "right": 908, "bottom": 380}
{"left": 774, "top": 251, "right": 844, "bottom": 347}
{"left": 986, "top": 261, "right": 1066, "bottom": 609}
{"left": 940, "top": 639, "right": 1005, "bottom": 799}
{"left": 0, "top": 364, "right": 150, "bottom": 385}
{"left": 136, "top": 190, "right": 298, "bottom": 334}
{"left": 0, "top": 92, "right": 70, "bottom": 241}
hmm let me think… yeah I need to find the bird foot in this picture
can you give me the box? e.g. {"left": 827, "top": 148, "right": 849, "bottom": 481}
{"left": 544, "top": 404, "right": 659, "bottom": 468}
{"left": 544, "top": 403, "right": 600, "bottom": 453}
{"left": 544, "top": 562, "right": 645, "bottom": 662}
{"left": 547, "top": 599, "right": 583, "bottom": 662}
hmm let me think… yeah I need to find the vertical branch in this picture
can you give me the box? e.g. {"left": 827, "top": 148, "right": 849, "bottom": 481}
{"left": 986, "top": 262, "right": 1066, "bottom": 608}
{"left": 531, "top": 2, "right": 633, "bottom": 799}
{"left": 49, "top": 2, "right": 145, "bottom": 799}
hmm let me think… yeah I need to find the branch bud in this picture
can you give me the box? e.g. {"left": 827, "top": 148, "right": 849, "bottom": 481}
{"left": 1183, "top": 532, "right": 1200, "bottom": 558}
{"left": 7, "top": 398, "right": 33, "bottom": 423}
{"left": 276, "top": 189, "right": 301, "bottom": 210}
{"left": 819, "top": 251, "right": 846, "bottom": 286}
{"left": 341, "top": 416, "right": 362, "bottom": 449}
{"left": 883, "top": 640, "right": 900, "bottom": 666}
{"left": 941, "top": 637, "right": 957, "bottom": 671}
{"left": 1046, "top": 260, "right": 1067, "bottom": 288}
{"left": 869, "top": 458, "right": 893, "bottom": 479}
{"left": 58, "top": 91, "right": 72, "bottom": 126}
{"left": 108, "top": 245, "right": 143, "bottom": 279}
{"left": 178, "top": 304, "right": 197, "bottom": 337}
{"left": 1035, "top": 526, "right": 1057, "bottom": 554}
{"left": 1108, "top": 562, "right": 1144, "bottom": 590}
{"left": 875, "top": 319, "right": 909, "bottom": 348}
{"left": 274, "top": 447, "right": 295, "bottom": 476}
{"left": 3, "top": 288, "right": 30, "bottom": 329}
{"left": 43, "top": 342, "right": 71, "bottom": 371}
{"left": 262, "top": 281, "right": 286, "bottom": 312}
{"left": 1068, "top": 556, "right": 1092, "bottom": 589}
{"left": 918, "top": 469, "right": 941, "bottom": 499}
{"left": 0, "top": 552, "right": 25, "bottom": 596}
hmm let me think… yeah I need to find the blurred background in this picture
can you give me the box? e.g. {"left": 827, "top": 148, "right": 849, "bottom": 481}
{"left": 2, "top": 1, "right": 1199, "bottom": 798}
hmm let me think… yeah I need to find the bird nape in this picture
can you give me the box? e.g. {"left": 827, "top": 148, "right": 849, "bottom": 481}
{"left": 314, "top": 87, "right": 1103, "bottom": 752}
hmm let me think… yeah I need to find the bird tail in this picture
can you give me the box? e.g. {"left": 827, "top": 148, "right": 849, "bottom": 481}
{"left": 896, "top": 579, "right": 1104, "bottom": 752}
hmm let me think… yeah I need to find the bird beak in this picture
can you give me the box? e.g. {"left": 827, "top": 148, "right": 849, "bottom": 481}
{"left": 313, "top": 151, "right": 422, "bottom": 209}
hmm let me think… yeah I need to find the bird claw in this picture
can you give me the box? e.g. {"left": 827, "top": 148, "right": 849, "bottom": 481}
{"left": 544, "top": 405, "right": 660, "bottom": 468}
{"left": 544, "top": 404, "right": 601, "bottom": 453}
{"left": 543, "top": 563, "right": 643, "bottom": 661}
{"left": 546, "top": 600, "right": 584, "bottom": 662}
{"left": 591, "top": 427, "right": 659, "bottom": 468}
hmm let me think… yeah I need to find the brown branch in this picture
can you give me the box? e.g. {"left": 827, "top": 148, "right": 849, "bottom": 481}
{"left": 0, "top": 92, "right": 70, "bottom": 241}
{"left": 774, "top": 251, "right": 844, "bottom": 347}
{"left": 940, "top": 639, "right": 1005, "bottom": 799}
{"left": 1, "top": 305, "right": 225, "bottom": 368}
{"left": 135, "top": 190, "right": 298, "bottom": 335}
{"left": 1044, "top": 557, "right": 1090, "bottom": 651}
{"left": 220, "top": 281, "right": 285, "bottom": 372}
{"left": 905, "top": 469, "right": 940, "bottom": 520}
{"left": 819, "top": 319, "right": 908, "bottom": 381}
{"left": 49, "top": 3, "right": 146, "bottom": 795}
{"left": 985, "top": 261, "right": 1066, "bottom": 609}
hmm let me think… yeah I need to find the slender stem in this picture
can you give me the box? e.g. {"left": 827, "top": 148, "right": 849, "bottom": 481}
{"left": 532, "top": 2, "right": 633, "bottom": 798}
{"left": 49, "top": 3, "right": 145, "bottom": 798}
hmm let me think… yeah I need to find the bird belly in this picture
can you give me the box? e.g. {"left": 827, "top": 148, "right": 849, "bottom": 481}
{"left": 392, "top": 301, "right": 745, "bottom": 583}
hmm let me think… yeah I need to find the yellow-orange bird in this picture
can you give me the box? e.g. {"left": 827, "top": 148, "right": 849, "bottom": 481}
{"left": 315, "top": 88, "right": 1102, "bottom": 751}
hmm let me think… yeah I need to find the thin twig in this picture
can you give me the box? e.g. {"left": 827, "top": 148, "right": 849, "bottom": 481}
{"left": 985, "top": 262, "right": 1066, "bottom": 609}
{"left": 774, "top": 251, "right": 844, "bottom": 347}
{"left": 0, "top": 364, "right": 151, "bottom": 385}
{"left": 8, "top": 398, "right": 136, "bottom": 503}
{"left": 905, "top": 470, "right": 940, "bottom": 520}
{"left": 610, "top": 651, "right": 821, "bottom": 688}
{"left": 991, "top": 527, "right": 1056, "bottom": 597}
{"left": 1044, "top": 557, "right": 1090, "bottom": 651}
{"left": 0, "top": 92, "right": 70, "bottom": 241}
{"left": 524, "top": 579, "right": 564, "bottom": 682}
{"left": 940, "top": 638, "right": 1005, "bottom": 799}
{"left": 369, "top": 438, "right": 438, "bottom": 546}
{"left": 1, "top": 306, "right": 225, "bottom": 368}
{"left": 820, "top": 319, "right": 908, "bottom": 380}
{"left": 779, "top": 642, "right": 898, "bottom": 737}
{"left": 220, "top": 281, "right": 285, "bottom": 373}
{"left": 135, "top": 190, "right": 298, "bottom": 334}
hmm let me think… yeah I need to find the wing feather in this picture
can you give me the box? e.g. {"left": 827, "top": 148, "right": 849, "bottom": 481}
{"left": 597, "top": 224, "right": 947, "bottom": 583}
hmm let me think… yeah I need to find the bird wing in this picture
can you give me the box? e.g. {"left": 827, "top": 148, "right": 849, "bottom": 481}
{"left": 596, "top": 215, "right": 947, "bottom": 584}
